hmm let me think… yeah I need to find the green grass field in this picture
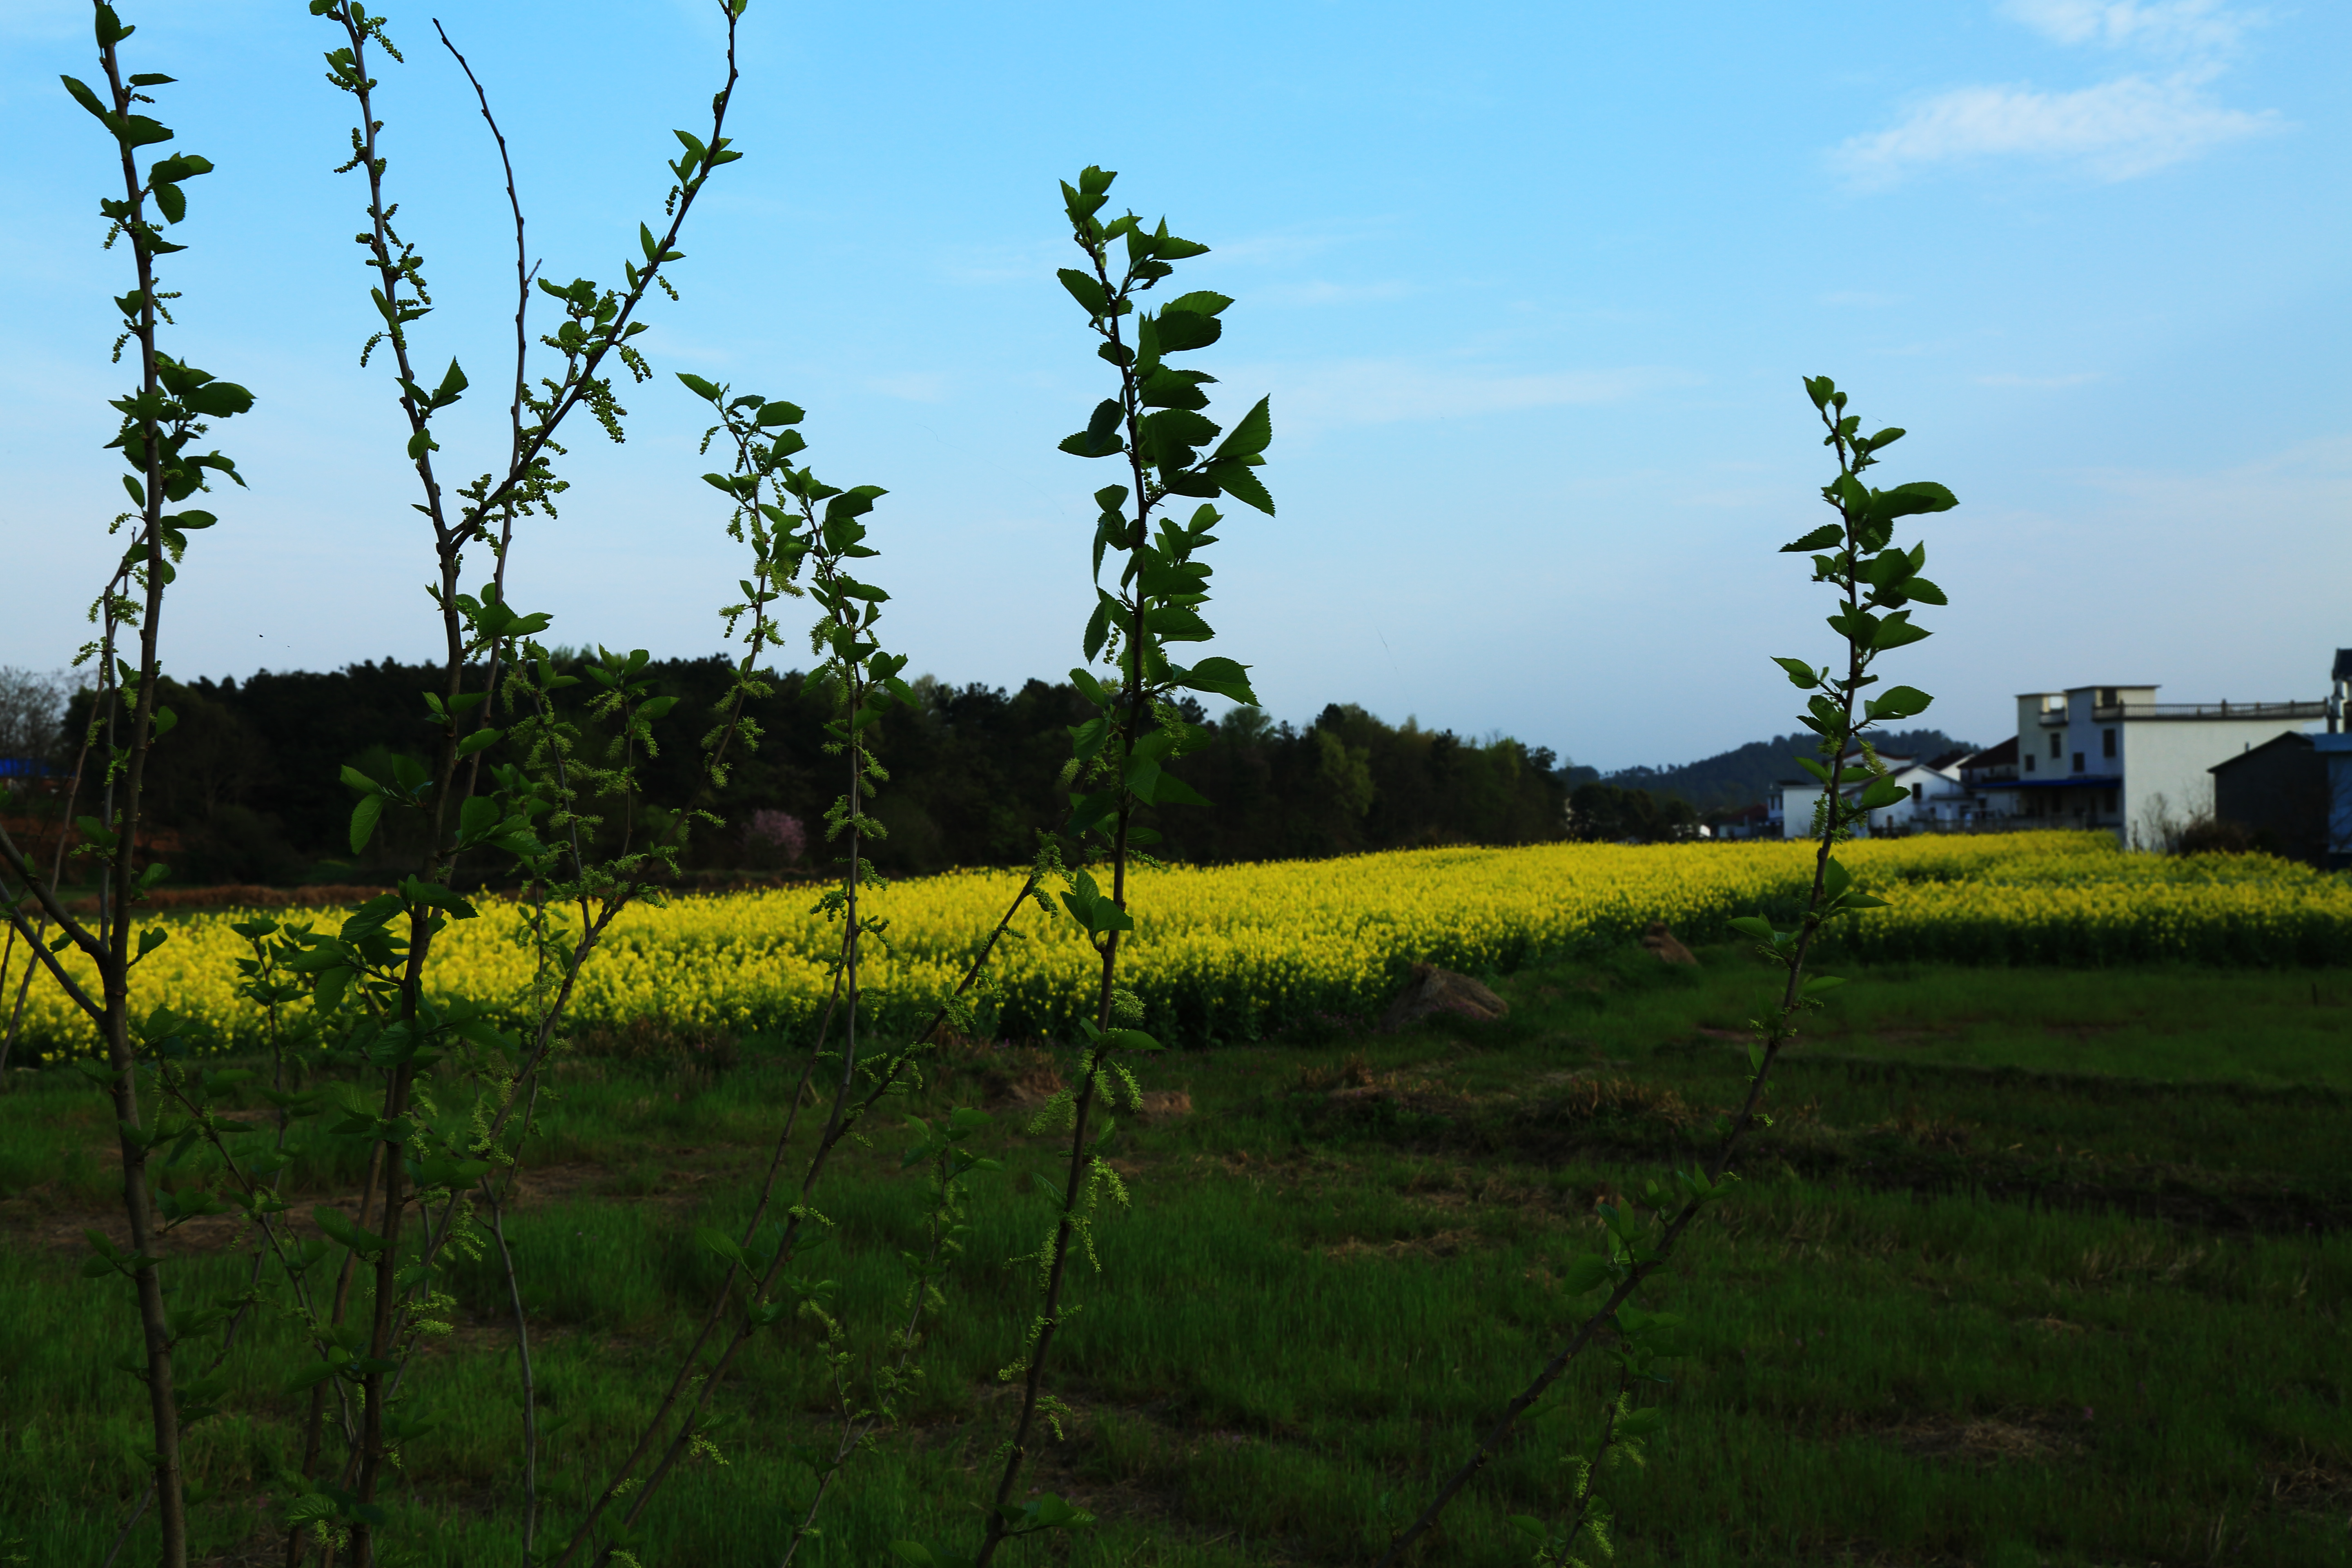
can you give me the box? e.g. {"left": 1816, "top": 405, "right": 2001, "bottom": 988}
{"left": 2, "top": 948, "right": 2347, "bottom": 1566}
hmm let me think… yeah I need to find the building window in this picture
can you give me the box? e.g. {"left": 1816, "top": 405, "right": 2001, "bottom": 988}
{"left": 1911, "top": 783, "right": 1923, "bottom": 803}
{"left": 2105, "top": 790, "right": 2118, "bottom": 814}
{"left": 2073, "top": 752, "right": 2085, "bottom": 773}
{"left": 2049, "top": 733, "right": 2062, "bottom": 759}
{"left": 2102, "top": 728, "right": 2116, "bottom": 759}
{"left": 2025, "top": 753, "right": 2036, "bottom": 773}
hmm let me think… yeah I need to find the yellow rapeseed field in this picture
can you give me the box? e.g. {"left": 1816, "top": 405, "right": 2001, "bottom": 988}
{"left": 8, "top": 832, "right": 2346, "bottom": 1057}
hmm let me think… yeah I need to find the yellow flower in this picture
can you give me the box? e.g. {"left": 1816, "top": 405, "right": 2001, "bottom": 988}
{"left": 10, "top": 832, "right": 2341, "bottom": 1057}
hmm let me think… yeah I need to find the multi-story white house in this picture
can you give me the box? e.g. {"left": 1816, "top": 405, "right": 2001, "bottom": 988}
{"left": 1764, "top": 670, "right": 2330, "bottom": 845}
{"left": 1982, "top": 685, "right": 2326, "bottom": 846}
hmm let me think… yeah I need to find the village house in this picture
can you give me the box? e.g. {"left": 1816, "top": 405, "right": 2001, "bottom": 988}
{"left": 1768, "top": 657, "right": 2337, "bottom": 847}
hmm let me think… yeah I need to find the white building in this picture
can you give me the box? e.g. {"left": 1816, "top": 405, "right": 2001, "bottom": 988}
{"left": 1766, "top": 749, "right": 1969, "bottom": 838}
{"left": 1761, "top": 657, "right": 2337, "bottom": 846}
{"left": 1983, "top": 685, "right": 2325, "bottom": 846}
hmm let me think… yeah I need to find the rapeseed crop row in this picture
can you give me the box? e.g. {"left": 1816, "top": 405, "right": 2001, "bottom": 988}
{"left": 11, "top": 831, "right": 2345, "bottom": 1058}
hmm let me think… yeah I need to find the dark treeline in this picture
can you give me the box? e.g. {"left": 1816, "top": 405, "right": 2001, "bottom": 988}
{"left": 54, "top": 657, "right": 1577, "bottom": 882}
{"left": 1604, "top": 726, "right": 1976, "bottom": 813}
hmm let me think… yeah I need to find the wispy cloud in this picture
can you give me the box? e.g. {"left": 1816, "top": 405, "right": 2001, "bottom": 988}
{"left": 1835, "top": 1, "right": 2277, "bottom": 187}
{"left": 1835, "top": 72, "right": 2275, "bottom": 184}
{"left": 1257, "top": 279, "right": 1416, "bottom": 307}
{"left": 1975, "top": 370, "right": 2105, "bottom": 387}
{"left": 2000, "top": 0, "right": 2253, "bottom": 54}
{"left": 1227, "top": 360, "right": 1695, "bottom": 437}
{"left": 864, "top": 372, "right": 950, "bottom": 403}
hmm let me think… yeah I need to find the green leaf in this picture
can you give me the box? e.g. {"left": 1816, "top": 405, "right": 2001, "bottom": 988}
{"left": 1858, "top": 775, "right": 1907, "bottom": 809}
{"left": 1138, "top": 367, "right": 1212, "bottom": 411}
{"left": 1772, "top": 657, "right": 1820, "bottom": 689}
{"left": 1150, "top": 771, "right": 1211, "bottom": 808}
{"left": 1163, "top": 290, "right": 1233, "bottom": 318}
{"left": 313, "top": 966, "right": 354, "bottom": 1012}
{"left": 60, "top": 74, "right": 112, "bottom": 125}
{"left": 822, "top": 485, "right": 887, "bottom": 526}
{"left": 1560, "top": 1253, "right": 1613, "bottom": 1294}
{"left": 1056, "top": 268, "right": 1109, "bottom": 317}
{"left": 1211, "top": 395, "right": 1272, "bottom": 461}
{"left": 1067, "top": 715, "right": 1112, "bottom": 762}
{"left": 1145, "top": 409, "right": 1223, "bottom": 465}
{"left": 348, "top": 795, "right": 384, "bottom": 855}
{"left": 282, "top": 1359, "right": 347, "bottom": 1394}
{"left": 1863, "top": 684, "right": 1933, "bottom": 722}
{"left": 183, "top": 380, "right": 254, "bottom": 419}
{"left": 1617, "top": 1406, "right": 1666, "bottom": 1439}
{"left": 1902, "top": 576, "right": 1948, "bottom": 606}
{"left": 1203, "top": 459, "right": 1275, "bottom": 517}
{"left": 1143, "top": 603, "right": 1212, "bottom": 641}
{"left": 314, "top": 1207, "right": 386, "bottom": 1258}
{"left": 695, "top": 1225, "right": 748, "bottom": 1267}
{"left": 1871, "top": 612, "right": 1930, "bottom": 651}
{"left": 1152, "top": 308, "right": 1222, "bottom": 354}
{"left": 1866, "top": 480, "right": 1959, "bottom": 523}
{"left": 1727, "top": 916, "right": 1775, "bottom": 941}
{"left": 1172, "top": 655, "right": 1258, "bottom": 705}
{"left": 1780, "top": 523, "right": 1843, "bottom": 554}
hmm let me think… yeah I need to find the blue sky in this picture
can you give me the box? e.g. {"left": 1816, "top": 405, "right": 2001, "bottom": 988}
{"left": 3, "top": 0, "right": 2345, "bottom": 770}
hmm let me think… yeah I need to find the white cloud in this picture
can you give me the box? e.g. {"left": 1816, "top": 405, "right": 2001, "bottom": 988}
{"left": 1257, "top": 279, "right": 1416, "bottom": 307}
{"left": 2000, "top": 0, "right": 2254, "bottom": 53}
{"left": 1833, "top": 71, "right": 2277, "bottom": 185}
{"left": 864, "top": 372, "right": 949, "bottom": 403}
{"left": 1228, "top": 359, "right": 1695, "bottom": 437}
{"left": 1974, "top": 371, "right": 2105, "bottom": 387}
{"left": 2073, "top": 431, "right": 2352, "bottom": 510}
{"left": 1837, "top": 0, "right": 2276, "bottom": 187}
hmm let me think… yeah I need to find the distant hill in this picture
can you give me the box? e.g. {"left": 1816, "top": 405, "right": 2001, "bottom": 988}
{"left": 1604, "top": 728, "right": 1978, "bottom": 815}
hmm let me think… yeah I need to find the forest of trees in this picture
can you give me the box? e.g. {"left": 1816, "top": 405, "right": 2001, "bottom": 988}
{"left": 0, "top": 660, "right": 1978, "bottom": 885}
{"left": 2, "top": 659, "right": 1582, "bottom": 882}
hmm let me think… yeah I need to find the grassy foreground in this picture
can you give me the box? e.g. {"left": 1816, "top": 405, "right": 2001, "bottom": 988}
{"left": 2, "top": 949, "right": 2347, "bottom": 1566}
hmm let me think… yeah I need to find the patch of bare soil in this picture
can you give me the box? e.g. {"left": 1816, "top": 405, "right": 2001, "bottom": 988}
{"left": 967, "top": 1045, "right": 1068, "bottom": 1112}
{"left": 1518, "top": 1073, "right": 1700, "bottom": 1134}
{"left": 1880, "top": 1406, "right": 2091, "bottom": 1464}
{"left": 2043, "top": 1021, "right": 2122, "bottom": 1042}
{"left": 2264, "top": 1455, "right": 2352, "bottom": 1515}
{"left": 1319, "top": 1226, "right": 1475, "bottom": 1263}
{"left": 1136, "top": 1089, "right": 1191, "bottom": 1122}
{"left": 7, "top": 1153, "right": 716, "bottom": 1261}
